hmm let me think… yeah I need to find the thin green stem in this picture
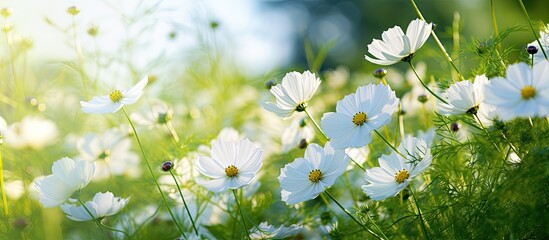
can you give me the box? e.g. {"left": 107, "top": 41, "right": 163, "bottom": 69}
{"left": 232, "top": 189, "right": 251, "bottom": 240}
{"left": 408, "top": 62, "right": 448, "bottom": 105}
{"left": 0, "top": 136, "right": 8, "bottom": 216}
{"left": 121, "top": 107, "right": 186, "bottom": 236}
{"left": 374, "top": 130, "right": 407, "bottom": 159}
{"left": 77, "top": 198, "right": 109, "bottom": 238}
{"left": 324, "top": 191, "right": 384, "bottom": 240}
{"left": 71, "top": 15, "right": 89, "bottom": 97}
{"left": 169, "top": 170, "right": 199, "bottom": 235}
{"left": 409, "top": 0, "right": 464, "bottom": 80}
{"left": 99, "top": 222, "right": 131, "bottom": 239}
{"left": 409, "top": 187, "right": 429, "bottom": 240}
{"left": 166, "top": 121, "right": 180, "bottom": 143}
{"left": 490, "top": 0, "right": 501, "bottom": 51}
{"left": 519, "top": 0, "right": 548, "bottom": 60}
{"left": 304, "top": 108, "right": 329, "bottom": 140}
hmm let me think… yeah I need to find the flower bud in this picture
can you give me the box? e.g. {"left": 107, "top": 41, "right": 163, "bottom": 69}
{"left": 450, "top": 122, "right": 460, "bottom": 132}
{"left": 67, "top": 6, "right": 80, "bottom": 16}
{"left": 417, "top": 94, "right": 428, "bottom": 103}
{"left": 265, "top": 79, "right": 276, "bottom": 90}
{"left": 299, "top": 118, "right": 306, "bottom": 128}
{"left": 12, "top": 217, "right": 28, "bottom": 230}
{"left": 298, "top": 139, "right": 308, "bottom": 149}
{"left": 372, "top": 68, "right": 387, "bottom": 78}
{"left": 161, "top": 161, "right": 174, "bottom": 172}
{"left": 527, "top": 45, "right": 538, "bottom": 55}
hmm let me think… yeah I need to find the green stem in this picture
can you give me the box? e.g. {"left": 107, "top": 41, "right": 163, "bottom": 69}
{"left": 409, "top": 0, "right": 464, "bottom": 80}
{"left": 77, "top": 198, "right": 109, "bottom": 238}
{"left": 169, "top": 170, "right": 199, "bottom": 235}
{"left": 304, "top": 108, "right": 329, "bottom": 140}
{"left": 99, "top": 222, "right": 131, "bottom": 239}
{"left": 121, "top": 107, "right": 186, "bottom": 236}
{"left": 409, "top": 187, "right": 429, "bottom": 240}
{"left": 374, "top": 130, "right": 407, "bottom": 159}
{"left": 518, "top": 0, "right": 548, "bottom": 60}
{"left": 408, "top": 62, "right": 448, "bottom": 105}
{"left": 490, "top": 0, "right": 501, "bottom": 51}
{"left": 324, "top": 191, "right": 384, "bottom": 240}
{"left": 0, "top": 136, "right": 7, "bottom": 216}
{"left": 166, "top": 121, "right": 180, "bottom": 143}
{"left": 232, "top": 189, "right": 251, "bottom": 240}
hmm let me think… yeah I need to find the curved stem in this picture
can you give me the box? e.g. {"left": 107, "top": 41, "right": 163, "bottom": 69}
{"left": 408, "top": 62, "right": 448, "bottom": 104}
{"left": 169, "top": 170, "right": 199, "bottom": 235}
{"left": 304, "top": 108, "right": 329, "bottom": 140}
{"left": 99, "top": 222, "right": 131, "bottom": 239}
{"left": 324, "top": 191, "right": 384, "bottom": 240}
{"left": 0, "top": 136, "right": 8, "bottom": 215}
{"left": 409, "top": 0, "right": 464, "bottom": 80}
{"left": 519, "top": 0, "right": 548, "bottom": 60}
{"left": 374, "top": 130, "right": 407, "bottom": 159}
{"left": 77, "top": 198, "right": 108, "bottom": 238}
{"left": 166, "top": 121, "right": 180, "bottom": 143}
{"left": 409, "top": 187, "right": 429, "bottom": 240}
{"left": 232, "top": 189, "right": 251, "bottom": 240}
{"left": 490, "top": 0, "right": 500, "bottom": 51}
{"left": 121, "top": 107, "right": 186, "bottom": 236}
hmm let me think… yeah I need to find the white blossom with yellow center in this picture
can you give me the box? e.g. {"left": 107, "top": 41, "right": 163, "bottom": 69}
{"left": 80, "top": 76, "right": 148, "bottom": 114}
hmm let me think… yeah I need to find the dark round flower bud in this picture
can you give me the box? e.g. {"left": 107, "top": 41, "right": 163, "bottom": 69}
{"left": 161, "top": 161, "right": 174, "bottom": 172}
{"left": 527, "top": 45, "right": 538, "bottom": 55}
{"left": 400, "top": 109, "right": 406, "bottom": 115}
{"left": 372, "top": 68, "right": 387, "bottom": 78}
{"left": 12, "top": 217, "right": 28, "bottom": 230}
{"left": 450, "top": 122, "right": 461, "bottom": 132}
{"left": 417, "top": 94, "right": 428, "bottom": 103}
{"left": 298, "top": 139, "right": 308, "bottom": 149}
{"left": 265, "top": 79, "right": 276, "bottom": 90}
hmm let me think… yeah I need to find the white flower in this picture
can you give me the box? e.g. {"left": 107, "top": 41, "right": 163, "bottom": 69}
{"left": 76, "top": 129, "right": 140, "bottom": 181}
{"left": 320, "top": 83, "right": 399, "bottom": 149}
{"left": 281, "top": 117, "right": 315, "bottom": 153}
{"left": 263, "top": 71, "right": 321, "bottom": 118}
{"left": 196, "top": 138, "right": 263, "bottom": 193}
{"left": 130, "top": 100, "right": 173, "bottom": 127}
{"left": 484, "top": 61, "right": 549, "bottom": 121}
{"left": 34, "top": 157, "right": 95, "bottom": 208}
{"left": 249, "top": 222, "right": 303, "bottom": 239}
{"left": 2, "top": 116, "right": 59, "bottom": 150}
{"left": 60, "top": 191, "right": 129, "bottom": 221}
{"left": 365, "top": 19, "right": 432, "bottom": 65}
{"left": 80, "top": 76, "right": 148, "bottom": 114}
{"left": 278, "top": 142, "right": 349, "bottom": 205}
{"left": 528, "top": 24, "right": 549, "bottom": 65}
{"left": 362, "top": 137, "right": 432, "bottom": 201}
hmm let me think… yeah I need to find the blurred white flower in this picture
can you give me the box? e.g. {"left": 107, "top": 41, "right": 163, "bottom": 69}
{"left": 34, "top": 157, "right": 95, "bottom": 208}
{"left": 80, "top": 76, "right": 148, "bottom": 114}
{"left": 196, "top": 138, "right": 263, "bottom": 193}
{"left": 321, "top": 83, "right": 399, "bottom": 149}
{"left": 362, "top": 137, "right": 432, "bottom": 200}
{"left": 2, "top": 116, "right": 59, "bottom": 149}
{"left": 131, "top": 100, "right": 173, "bottom": 127}
{"left": 484, "top": 61, "right": 549, "bottom": 121}
{"left": 249, "top": 222, "right": 303, "bottom": 239}
{"left": 365, "top": 19, "right": 432, "bottom": 65}
{"left": 76, "top": 129, "right": 140, "bottom": 181}
{"left": 281, "top": 117, "right": 314, "bottom": 153}
{"left": 60, "top": 191, "right": 129, "bottom": 221}
{"left": 528, "top": 24, "right": 549, "bottom": 65}
{"left": 345, "top": 146, "right": 370, "bottom": 170}
{"left": 278, "top": 142, "right": 349, "bottom": 205}
{"left": 263, "top": 71, "right": 321, "bottom": 118}
{"left": 3, "top": 171, "right": 24, "bottom": 200}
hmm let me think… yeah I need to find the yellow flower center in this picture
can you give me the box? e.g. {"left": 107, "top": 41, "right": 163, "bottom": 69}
{"left": 395, "top": 170, "right": 410, "bottom": 183}
{"left": 225, "top": 165, "right": 239, "bottom": 177}
{"left": 109, "top": 90, "right": 123, "bottom": 102}
{"left": 308, "top": 169, "right": 322, "bottom": 183}
{"left": 352, "top": 112, "right": 367, "bottom": 126}
{"left": 521, "top": 85, "right": 536, "bottom": 99}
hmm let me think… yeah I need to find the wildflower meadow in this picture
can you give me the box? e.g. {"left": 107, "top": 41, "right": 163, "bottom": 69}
{"left": 1, "top": 0, "right": 549, "bottom": 239}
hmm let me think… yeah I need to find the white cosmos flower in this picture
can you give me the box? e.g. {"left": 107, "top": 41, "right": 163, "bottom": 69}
{"left": 76, "top": 129, "right": 140, "bottom": 181}
{"left": 130, "top": 100, "right": 173, "bottom": 127}
{"left": 365, "top": 19, "right": 432, "bottom": 65}
{"left": 362, "top": 137, "right": 432, "bottom": 201}
{"left": 60, "top": 191, "right": 129, "bottom": 221}
{"left": 438, "top": 75, "right": 496, "bottom": 125}
{"left": 2, "top": 116, "right": 59, "bottom": 150}
{"left": 80, "top": 76, "right": 148, "bottom": 114}
{"left": 249, "top": 222, "right": 303, "bottom": 239}
{"left": 484, "top": 61, "right": 549, "bottom": 121}
{"left": 195, "top": 138, "right": 263, "bottom": 193}
{"left": 278, "top": 142, "right": 349, "bottom": 205}
{"left": 263, "top": 71, "right": 321, "bottom": 118}
{"left": 281, "top": 117, "right": 315, "bottom": 153}
{"left": 34, "top": 157, "right": 95, "bottom": 208}
{"left": 320, "top": 83, "right": 399, "bottom": 149}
